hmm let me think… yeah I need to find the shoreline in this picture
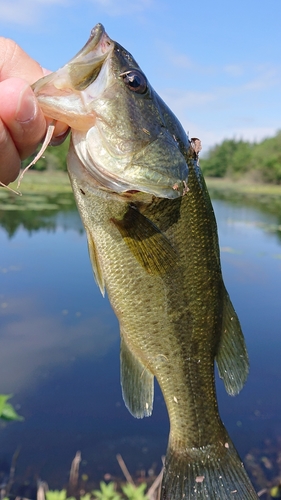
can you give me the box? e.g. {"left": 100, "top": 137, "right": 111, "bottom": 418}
{"left": 6, "top": 169, "right": 281, "bottom": 196}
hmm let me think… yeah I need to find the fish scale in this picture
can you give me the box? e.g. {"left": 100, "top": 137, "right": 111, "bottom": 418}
{"left": 32, "top": 23, "right": 259, "bottom": 499}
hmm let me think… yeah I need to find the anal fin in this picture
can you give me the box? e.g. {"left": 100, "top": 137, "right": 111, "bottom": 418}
{"left": 216, "top": 287, "right": 249, "bottom": 396}
{"left": 120, "top": 335, "right": 154, "bottom": 418}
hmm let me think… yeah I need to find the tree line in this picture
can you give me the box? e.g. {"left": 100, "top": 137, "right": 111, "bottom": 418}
{"left": 200, "top": 131, "right": 281, "bottom": 184}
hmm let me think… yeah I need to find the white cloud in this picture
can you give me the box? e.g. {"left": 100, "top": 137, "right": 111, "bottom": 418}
{"left": 223, "top": 64, "right": 244, "bottom": 77}
{"left": 0, "top": 0, "right": 155, "bottom": 25}
{"left": 159, "top": 42, "right": 281, "bottom": 91}
{"left": 160, "top": 118, "right": 277, "bottom": 153}
{"left": 159, "top": 43, "right": 195, "bottom": 71}
{"left": 158, "top": 83, "right": 280, "bottom": 151}
{"left": 242, "top": 67, "right": 280, "bottom": 91}
{"left": 89, "top": 0, "right": 153, "bottom": 16}
{"left": 0, "top": 0, "right": 69, "bottom": 25}
{"left": 199, "top": 126, "right": 279, "bottom": 153}
{"left": 0, "top": 294, "right": 117, "bottom": 392}
{"left": 159, "top": 43, "right": 215, "bottom": 75}
{"left": 159, "top": 60, "right": 281, "bottom": 150}
{"left": 161, "top": 88, "right": 217, "bottom": 111}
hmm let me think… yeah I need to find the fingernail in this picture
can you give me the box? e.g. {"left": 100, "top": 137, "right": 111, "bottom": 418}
{"left": 16, "top": 85, "right": 37, "bottom": 123}
{"left": 50, "top": 128, "right": 70, "bottom": 146}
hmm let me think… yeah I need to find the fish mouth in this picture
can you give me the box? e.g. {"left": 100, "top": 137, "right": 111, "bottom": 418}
{"left": 32, "top": 23, "right": 114, "bottom": 129}
{"left": 62, "top": 23, "right": 111, "bottom": 91}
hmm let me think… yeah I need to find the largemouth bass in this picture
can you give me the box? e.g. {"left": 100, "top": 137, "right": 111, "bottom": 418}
{"left": 31, "top": 24, "right": 258, "bottom": 499}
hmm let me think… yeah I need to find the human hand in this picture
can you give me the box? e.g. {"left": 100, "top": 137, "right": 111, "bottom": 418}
{"left": 0, "top": 37, "right": 69, "bottom": 185}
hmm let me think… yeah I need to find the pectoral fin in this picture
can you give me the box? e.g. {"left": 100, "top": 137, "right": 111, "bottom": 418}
{"left": 120, "top": 334, "right": 154, "bottom": 418}
{"left": 216, "top": 287, "right": 249, "bottom": 396}
{"left": 112, "top": 205, "right": 178, "bottom": 275}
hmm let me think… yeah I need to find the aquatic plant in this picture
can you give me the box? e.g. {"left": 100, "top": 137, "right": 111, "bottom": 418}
{"left": 270, "top": 485, "right": 281, "bottom": 498}
{"left": 46, "top": 491, "right": 73, "bottom": 500}
{"left": 121, "top": 482, "right": 148, "bottom": 500}
{"left": 93, "top": 481, "right": 122, "bottom": 500}
{"left": 45, "top": 482, "right": 149, "bottom": 500}
{"left": 0, "top": 395, "right": 23, "bottom": 421}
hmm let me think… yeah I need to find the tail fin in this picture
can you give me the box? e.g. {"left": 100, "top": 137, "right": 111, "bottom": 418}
{"left": 161, "top": 440, "right": 258, "bottom": 499}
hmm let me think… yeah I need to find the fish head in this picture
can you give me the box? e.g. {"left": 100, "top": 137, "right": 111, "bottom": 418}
{"left": 33, "top": 23, "right": 190, "bottom": 198}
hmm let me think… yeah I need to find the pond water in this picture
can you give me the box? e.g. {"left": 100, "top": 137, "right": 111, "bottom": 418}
{"left": 0, "top": 189, "right": 281, "bottom": 490}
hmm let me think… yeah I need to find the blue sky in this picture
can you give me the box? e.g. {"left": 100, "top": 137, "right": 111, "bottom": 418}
{"left": 1, "top": 0, "right": 281, "bottom": 152}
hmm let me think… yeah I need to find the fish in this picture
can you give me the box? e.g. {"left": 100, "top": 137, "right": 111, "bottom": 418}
{"left": 31, "top": 23, "right": 259, "bottom": 499}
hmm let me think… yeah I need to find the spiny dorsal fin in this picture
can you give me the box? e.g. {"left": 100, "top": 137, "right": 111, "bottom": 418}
{"left": 120, "top": 334, "right": 154, "bottom": 418}
{"left": 112, "top": 204, "right": 178, "bottom": 275}
{"left": 216, "top": 287, "right": 249, "bottom": 396}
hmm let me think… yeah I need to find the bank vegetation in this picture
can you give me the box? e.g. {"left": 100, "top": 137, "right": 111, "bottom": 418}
{"left": 200, "top": 131, "right": 281, "bottom": 184}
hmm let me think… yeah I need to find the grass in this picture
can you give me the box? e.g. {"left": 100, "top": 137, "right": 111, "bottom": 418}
{"left": 9, "top": 170, "right": 73, "bottom": 195}
{"left": 0, "top": 171, "right": 75, "bottom": 216}
{"left": 205, "top": 177, "right": 281, "bottom": 196}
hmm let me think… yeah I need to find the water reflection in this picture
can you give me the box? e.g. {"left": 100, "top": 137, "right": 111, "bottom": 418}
{"left": 0, "top": 190, "right": 77, "bottom": 237}
{"left": 0, "top": 194, "right": 281, "bottom": 489}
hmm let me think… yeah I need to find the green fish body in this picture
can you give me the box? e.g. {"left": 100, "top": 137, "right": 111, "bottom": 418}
{"left": 32, "top": 24, "right": 258, "bottom": 499}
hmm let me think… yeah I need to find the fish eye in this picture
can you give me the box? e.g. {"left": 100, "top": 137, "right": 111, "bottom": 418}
{"left": 121, "top": 70, "right": 147, "bottom": 94}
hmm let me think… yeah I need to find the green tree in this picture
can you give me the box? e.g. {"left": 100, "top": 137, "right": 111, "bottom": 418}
{"left": 200, "top": 139, "right": 252, "bottom": 178}
{"left": 251, "top": 131, "right": 281, "bottom": 184}
{"left": 200, "top": 131, "right": 281, "bottom": 184}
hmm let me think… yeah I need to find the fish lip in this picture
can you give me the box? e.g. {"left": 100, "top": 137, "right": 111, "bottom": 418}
{"left": 31, "top": 23, "right": 114, "bottom": 131}
{"left": 32, "top": 23, "right": 113, "bottom": 95}
{"left": 66, "top": 23, "right": 113, "bottom": 91}
{"left": 73, "top": 23, "right": 106, "bottom": 60}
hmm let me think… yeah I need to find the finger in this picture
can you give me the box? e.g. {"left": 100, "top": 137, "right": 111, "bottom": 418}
{"left": 0, "top": 77, "right": 47, "bottom": 160}
{"left": 0, "top": 39, "right": 69, "bottom": 146}
{"left": 0, "top": 118, "right": 21, "bottom": 185}
{"left": 0, "top": 37, "right": 44, "bottom": 83}
{"left": 50, "top": 126, "right": 70, "bottom": 146}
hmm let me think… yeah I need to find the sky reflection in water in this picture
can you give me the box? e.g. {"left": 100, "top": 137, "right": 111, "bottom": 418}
{"left": 0, "top": 199, "right": 281, "bottom": 486}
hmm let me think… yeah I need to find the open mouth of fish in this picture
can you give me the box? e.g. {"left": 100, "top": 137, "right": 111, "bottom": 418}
{"left": 32, "top": 23, "right": 189, "bottom": 199}
{"left": 32, "top": 24, "right": 113, "bottom": 133}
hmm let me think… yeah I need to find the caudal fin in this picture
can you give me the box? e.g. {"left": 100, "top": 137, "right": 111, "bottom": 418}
{"left": 161, "top": 440, "right": 258, "bottom": 499}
